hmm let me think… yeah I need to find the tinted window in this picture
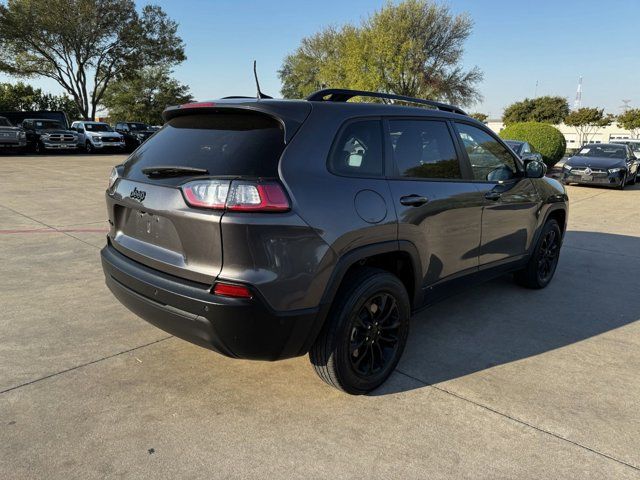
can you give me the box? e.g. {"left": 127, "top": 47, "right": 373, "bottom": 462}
{"left": 455, "top": 123, "right": 519, "bottom": 181}
{"left": 388, "top": 120, "right": 461, "bottom": 179}
{"left": 34, "top": 120, "right": 62, "bottom": 129}
{"left": 0, "top": 117, "right": 12, "bottom": 127}
{"left": 128, "top": 123, "right": 149, "bottom": 131}
{"left": 123, "top": 112, "right": 285, "bottom": 185}
{"left": 328, "top": 120, "right": 383, "bottom": 177}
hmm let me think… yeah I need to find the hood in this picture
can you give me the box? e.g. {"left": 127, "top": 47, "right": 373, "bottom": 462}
{"left": 566, "top": 156, "right": 626, "bottom": 169}
{"left": 0, "top": 125, "right": 22, "bottom": 132}
{"left": 87, "top": 131, "right": 120, "bottom": 137}
{"left": 39, "top": 128, "right": 76, "bottom": 135}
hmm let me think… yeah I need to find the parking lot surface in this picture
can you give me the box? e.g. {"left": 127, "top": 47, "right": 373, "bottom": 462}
{"left": 1, "top": 154, "right": 639, "bottom": 479}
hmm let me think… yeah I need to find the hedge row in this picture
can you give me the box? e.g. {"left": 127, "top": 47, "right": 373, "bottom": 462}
{"left": 499, "top": 122, "right": 566, "bottom": 167}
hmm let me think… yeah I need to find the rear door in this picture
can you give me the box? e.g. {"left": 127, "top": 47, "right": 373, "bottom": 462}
{"left": 385, "top": 118, "right": 483, "bottom": 290}
{"left": 107, "top": 110, "right": 288, "bottom": 284}
{"left": 452, "top": 121, "right": 541, "bottom": 266}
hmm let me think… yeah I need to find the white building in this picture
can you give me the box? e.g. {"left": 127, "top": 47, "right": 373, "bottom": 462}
{"left": 487, "top": 120, "right": 635, "bottom": 147}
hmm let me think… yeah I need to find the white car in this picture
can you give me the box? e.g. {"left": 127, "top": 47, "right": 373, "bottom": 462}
{"left": 70, "top": 121, "right": 125, "bottom": 153}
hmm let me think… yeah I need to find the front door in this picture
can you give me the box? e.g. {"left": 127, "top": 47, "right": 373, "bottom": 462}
{"left": 385, "top": 118, "right": 484, "bottom": 291}
{"left": 453, "top": 122, "right": 541, "bottom": 266}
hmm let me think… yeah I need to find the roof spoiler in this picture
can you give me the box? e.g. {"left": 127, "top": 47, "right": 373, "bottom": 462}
{"left": 306, "top": 88, "right": 467, "bottom": 116}
{"left": 162, "top": 101, "right": 311, "bottom": 144}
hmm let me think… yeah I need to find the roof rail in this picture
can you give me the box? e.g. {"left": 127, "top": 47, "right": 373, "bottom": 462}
{"left": 306, "top": 88, "right": 467, "bottom": 116}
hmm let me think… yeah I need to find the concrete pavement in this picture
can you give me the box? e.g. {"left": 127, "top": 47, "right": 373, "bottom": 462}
{"left": 1, "top": 154, "right": 639, "bottom": 479}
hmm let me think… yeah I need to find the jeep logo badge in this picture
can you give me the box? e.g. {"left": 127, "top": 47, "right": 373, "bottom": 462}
{"left": 130, "top": 187, "right": 146, "bottom": 202}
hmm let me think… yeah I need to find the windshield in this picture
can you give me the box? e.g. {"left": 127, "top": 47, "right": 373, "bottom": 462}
{"left": 34, "top": 120, "right": 62, "bottom": 130}
{"left": 575, "top": 145, "right": 627, "bottom": 159}
{"left": 505, "top": 141, "right": 522, "bottom": 154}
{"left": 128, "top": 123, "right": 149, "bottom": 131}
{"left": 0, "top": 117, "right": 12, "bottom": 127}
{"left": 85, "top": 123, "right": 113, "bottom": 132}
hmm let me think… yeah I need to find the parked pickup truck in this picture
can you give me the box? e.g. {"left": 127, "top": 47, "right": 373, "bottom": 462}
{"left": 22, "top": 118, "right": 79, "bottom": 153}
{"left": 0, "top": 116, "right": 27, "bottom": 151}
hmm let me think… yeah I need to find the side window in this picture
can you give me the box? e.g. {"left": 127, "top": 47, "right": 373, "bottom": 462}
{"left": 388, "top": 120, "right": 461, "bottom": 179}
{"left": 328, "top": 120, "right": 383, "bottom": 177}
{"left": 455, "top": 123, "right": 519, "bottom": 182}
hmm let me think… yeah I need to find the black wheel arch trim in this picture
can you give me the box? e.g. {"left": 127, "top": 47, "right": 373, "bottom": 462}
{"left": 530, "top": 203, "right": 568, "bottom": 256}
{"left": 299, "top": 240, "right": 423, "bottom": 356}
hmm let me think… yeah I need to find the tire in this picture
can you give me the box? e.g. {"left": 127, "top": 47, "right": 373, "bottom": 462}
{"left": 309, "top": 267, "right": 410, "bottom": 394}
{"left": 34, "top": 141, "right": 43, "bottom": 154}
{"left": 618, "top": 174, "right": 626, "bottom": 190}
{"left": 515, "top": 219, "right": 562, "bottom": 289}
{"left": 629, "top": 172, "right": 637, "bottom": 186}
{"left": 85, "top": 141, "right": 94, "bottom": 154}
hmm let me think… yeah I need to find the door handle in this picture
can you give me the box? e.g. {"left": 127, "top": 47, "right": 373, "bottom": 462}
{"left": 485, "top": 191, "right": 502, "bottom": 201}
{"left": 400, "top": 194, "right": 429, "bottom": 207}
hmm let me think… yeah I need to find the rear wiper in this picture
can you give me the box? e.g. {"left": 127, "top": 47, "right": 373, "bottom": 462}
{"left": 141, "top": 166, "right": 209, "bottom": 178}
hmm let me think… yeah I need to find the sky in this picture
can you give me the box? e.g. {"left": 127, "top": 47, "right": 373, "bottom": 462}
{"left": 2, "top": 0, "right": 639, "bottom": 118}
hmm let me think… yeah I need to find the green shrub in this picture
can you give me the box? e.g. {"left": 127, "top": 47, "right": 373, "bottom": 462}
{"left": 499, "top": 122, "right": 566, "bottom": 167}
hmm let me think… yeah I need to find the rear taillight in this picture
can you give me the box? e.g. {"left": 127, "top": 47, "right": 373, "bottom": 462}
{"left": 181, "top": 180, "right": 289, "bottom": 212}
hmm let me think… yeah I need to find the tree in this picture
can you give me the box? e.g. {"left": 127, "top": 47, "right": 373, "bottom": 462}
{"left": 101, "top": 67, "right": 193, "bottom": 125}
{"left": 470, "top": 112, "right": 488, "bottom": 123}
{"left": 0, "top": 81, "right": 82, "bottom": 118}
{"left": 502, "top": 96, "right": 569, "bottom": 124}
{"left": 279, "top": 0, "right": 483, "bottom": 106}
{"left": 564, "top": 108, "right": 614, "bottom": 146}
{"left": 617, "top": 108, "right": 640, "bottom": 139}
{"left": 0, "top": 0, "right": 185, "bottom": 120}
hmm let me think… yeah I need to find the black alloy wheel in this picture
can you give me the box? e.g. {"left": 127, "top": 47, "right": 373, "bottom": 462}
{"left": 348, "top": 292, "right": 402, "bottom": 377}
{"left": 309, "top": 267, "right": 410, "bottom": 394}
{"left": 536, "top": 228, "right": 560, "bottom": 284}
{"left": 515, "top": 218, "right": 562, "bottom": 289}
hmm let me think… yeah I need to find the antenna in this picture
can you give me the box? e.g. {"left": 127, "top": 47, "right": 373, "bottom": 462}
{"left": 620, "top": 99, "right": 631, "bottom": 112}
{"left": 253, "top": 60, "right": 272, "bottom": 100}
{"left": 573, "top": 76, "right": 582, "bottom": 110}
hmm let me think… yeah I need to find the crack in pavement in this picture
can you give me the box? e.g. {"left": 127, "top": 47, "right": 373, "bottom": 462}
{"left": 0, "top": 336, "right": 173, "bottom": 395}
{"left": 395, "top": 369, "right": 640, "bottom": 473}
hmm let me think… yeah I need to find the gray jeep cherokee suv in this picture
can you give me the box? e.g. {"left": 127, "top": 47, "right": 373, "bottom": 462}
{"left": 101, "top": 89, "right": 568, "bottom": 394}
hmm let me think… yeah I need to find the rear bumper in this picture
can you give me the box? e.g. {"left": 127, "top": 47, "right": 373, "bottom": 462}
{"left": 101, "top": 243, "right": 320, "bottom": 361}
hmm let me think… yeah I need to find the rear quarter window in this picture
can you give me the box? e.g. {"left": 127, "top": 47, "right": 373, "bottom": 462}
{"left": 123, "top": 112, "right": 285, "bottom": 185}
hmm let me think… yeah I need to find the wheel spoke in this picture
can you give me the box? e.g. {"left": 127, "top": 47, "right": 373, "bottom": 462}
{"left": 379, "top": 297, "right": 397, "bottom": 324}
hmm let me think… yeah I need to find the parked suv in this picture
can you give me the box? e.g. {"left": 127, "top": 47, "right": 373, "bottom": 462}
{"left": 114, "top": 122, "right": 156, "bottom": 152}
{"left": 0, "top": 116, "right": 27, "bottom": 152}
{"left": 22, "top": 118, "right": 78, "bottom": 153}
{"left": 70, "top": 121, "right": 125, "bottom": 153}
{"left": 101, "top": 89, "right": 568, "bottom": 394}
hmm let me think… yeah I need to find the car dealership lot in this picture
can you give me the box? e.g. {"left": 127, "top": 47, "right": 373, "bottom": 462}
{"left": 1, "top": 154, "right": 639, "bottom": 479}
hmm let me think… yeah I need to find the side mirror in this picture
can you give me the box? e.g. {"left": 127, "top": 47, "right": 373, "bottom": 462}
{"left": 521, "top": 152, "right": 538, "bottom": 162}
{"left": 525, "top": 159, "right": 546, "bottom": 178}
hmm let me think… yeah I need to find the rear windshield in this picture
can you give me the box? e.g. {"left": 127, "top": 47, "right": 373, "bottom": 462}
{"left": 123, "top": 112, "right": 285, "bottom": 184}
